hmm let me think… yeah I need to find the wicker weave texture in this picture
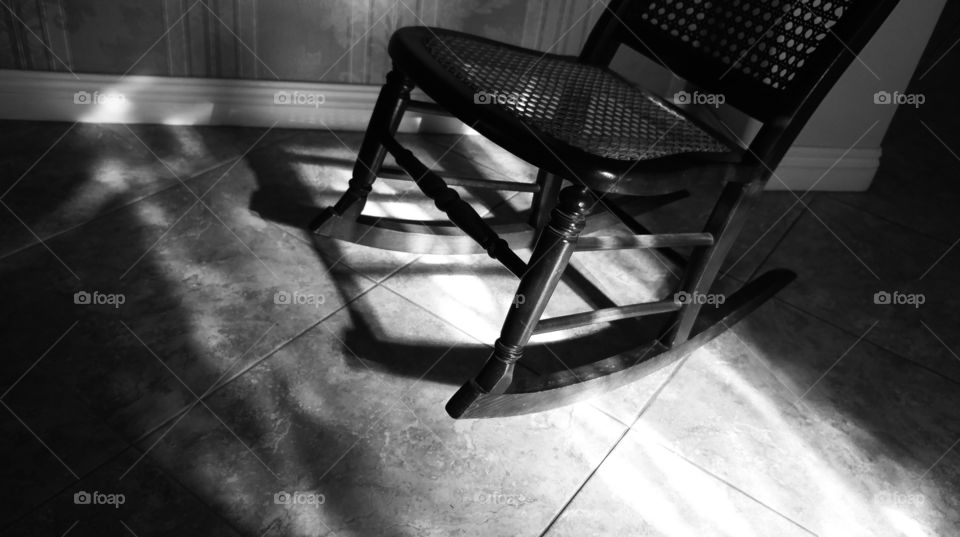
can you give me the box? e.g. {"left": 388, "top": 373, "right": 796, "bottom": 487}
{"left": 630, "top": 0, "right": 853, "bottom": 89}
{"left": 426, "top": 35, "right": 729, "bottom": 162}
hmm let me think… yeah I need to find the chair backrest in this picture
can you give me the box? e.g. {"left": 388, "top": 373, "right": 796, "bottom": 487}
{"left": 582, "top": 0, "right": 901, "bottom": 150}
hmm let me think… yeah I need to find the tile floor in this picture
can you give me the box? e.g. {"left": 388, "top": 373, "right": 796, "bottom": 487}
{"left": 3, "top": 22, "right": 960, "bottom": 536}
{"left": 1, "top": 113, "right": 958, "bottom": 536}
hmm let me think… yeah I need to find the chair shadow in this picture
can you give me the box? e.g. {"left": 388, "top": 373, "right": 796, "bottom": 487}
{"left": 245, "top": 135, "right": 675, "bottom": 385}
{"left": 245, "top": 124, "right": 960, "bottom": 506}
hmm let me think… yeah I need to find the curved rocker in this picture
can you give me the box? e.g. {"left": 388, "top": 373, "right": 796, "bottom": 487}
{"left": 446, "top": 269, "right": 795, "bottom": 419}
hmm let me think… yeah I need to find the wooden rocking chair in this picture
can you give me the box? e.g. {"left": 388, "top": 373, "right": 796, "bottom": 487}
{"left": 311, "top": 0, "right": 901, "bottom": 418}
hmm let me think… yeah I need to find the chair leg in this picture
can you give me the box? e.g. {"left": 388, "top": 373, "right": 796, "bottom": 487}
{"left": 466, "top": 185, "right": 592, "bottom": 395}
{"left": 528, "top": 170, "right": 563, "bottom": 231}
{"left": 311, "top": 69, "right": 415, "bottom": 233}
{"left": 664, "top": 179, "right": 763, "bottom": 346}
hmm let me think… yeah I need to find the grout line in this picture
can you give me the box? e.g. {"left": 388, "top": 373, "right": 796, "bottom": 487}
{"left": 0, "top": 440, "right": 250, "bottom": 536}
{"left": 586, "top": 350, "right": 690, "bottom": 428}
{"left": 629, "top": 352, "right": 694, "bottom": 424}
{"left": 0, "top": 146, "right": 268, "bottom": 263}
{"left": 654, "top": 441, "right": 820, "bottom": 536}
{"left": 125, "top": 450, "right": 254, "bottom": 537}
{"left": 726, "top": 267, "right": 960, "bottom": 389}
{"left": 536, "top": 420, "right": 632, "bottom": 537}
{"left": 366, "top": 276, "right": 554, "bottom": 377}
{"left": 537, "top": 351, "right": 694, "bottom": 536}
{"left": 729, "top": 194, "right": 960, "bottom": 387}
{"left": 536, "top": 306, "right": 821, "bottom": 536}
{"left": 277, "top": 220, "right": 425, "bottom": 285}
{"left": 769, "top": 294, "right": 960, "bottom": 388}
{"left": 0, "top": 158, "right": 217, "bottom": 260}
{"left": 739, "top": 193, "right": 814, "bottom": 283}
{"left": 128, "top": 280, "right": 384, "bottom": 447}
{"left": 360, "top": 253, "right": 424, "bottom": 284}
{"left": 588, "top": 404, "right": 627, "bottom": 427}
{"left": 0, "top": 445, "right": 134, "bottom": 533}
{"left": 371, "top": 255, "right": 548, "bottom": 383}
{"left": 824, "top": 193, "right": 957, "bottom": 246}
{"left": 375, "top": 283, "right": 493, "bottom": 349}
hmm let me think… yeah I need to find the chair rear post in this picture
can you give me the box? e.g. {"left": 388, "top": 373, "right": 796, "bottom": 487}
{"left": 579, "top": 7, "right": 623, "bottom": 65}
{"left": 311, "top": 69, "right": 415, "bottom": 235}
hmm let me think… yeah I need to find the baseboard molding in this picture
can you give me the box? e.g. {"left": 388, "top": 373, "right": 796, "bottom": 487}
{"left": 0, "top": 69, "right": 473, "bottom": 134}
{"left": 0, "top": 70, "right": 879, "bottom": 191}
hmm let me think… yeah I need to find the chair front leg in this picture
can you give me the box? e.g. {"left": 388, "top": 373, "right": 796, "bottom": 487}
{"left": 469, "top": 185, "right": 592, "bottom": 395}
{"left": 311, "top": 69, "right": 415, "bottom": 232}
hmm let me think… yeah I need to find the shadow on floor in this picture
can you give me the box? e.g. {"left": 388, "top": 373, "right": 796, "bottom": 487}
{"left": 0, "top": 124, "right": 406, "bottom": 535}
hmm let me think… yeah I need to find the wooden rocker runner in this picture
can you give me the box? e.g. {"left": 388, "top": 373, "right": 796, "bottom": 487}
{"left": 311, "top": 0, "right": 901, "bottom": 418}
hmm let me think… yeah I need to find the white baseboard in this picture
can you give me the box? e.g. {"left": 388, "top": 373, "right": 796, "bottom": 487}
{"left": 0, "top": 69, "right": 473, "bottom": 134}
{"left": 0, "top": 70, "right": 879, "bottom": 191}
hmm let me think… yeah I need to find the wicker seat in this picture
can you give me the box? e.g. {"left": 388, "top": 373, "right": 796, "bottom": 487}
{"left": 388, "top": 27, "right": 740, "bottom": 191}
{"left": 422, "top": 32, "right": 731, "bottom": 162}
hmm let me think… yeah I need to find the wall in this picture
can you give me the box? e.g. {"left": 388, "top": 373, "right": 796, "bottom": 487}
{"left": 0, "top": 0, "right": 948, "bottom": 190}
{"left": 794, "top": 0, "right": 946, "bottom": 148}
{"left": 0, "top": 0, "right": 602, "bottom": 83}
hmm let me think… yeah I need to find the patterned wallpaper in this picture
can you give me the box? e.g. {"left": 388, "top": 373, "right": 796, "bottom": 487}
{"left": 0, "top": 0, "right": 604, "bottom": 83}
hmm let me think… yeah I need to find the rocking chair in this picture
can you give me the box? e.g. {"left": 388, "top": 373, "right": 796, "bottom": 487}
{"left": 311, "top": 0, "right": 900, "bottom": 418}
